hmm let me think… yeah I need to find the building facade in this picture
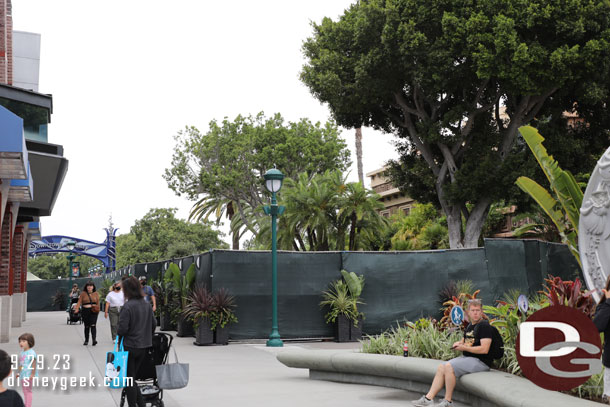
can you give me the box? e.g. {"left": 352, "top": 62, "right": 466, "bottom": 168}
{"left": 0, "top": 0, "right": 68, "bottom": 342}
{"left": 367, "top": 167, "right": 415, "bottom": 218}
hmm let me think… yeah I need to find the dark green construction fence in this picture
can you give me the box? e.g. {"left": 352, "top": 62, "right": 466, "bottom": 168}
{"left": 27, "top": 239, "right": 581, "bottom": 339}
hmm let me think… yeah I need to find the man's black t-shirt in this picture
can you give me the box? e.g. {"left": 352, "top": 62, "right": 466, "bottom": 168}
{"left": 462, "top": 320, "right": 494, "bottom": 367}
{"left": 0, "top": 389, "right": 25, "bottom": 407}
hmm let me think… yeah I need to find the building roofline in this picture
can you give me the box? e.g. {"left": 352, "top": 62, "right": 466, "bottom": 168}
{"left": 0, "top": 83, "right": 52, "bottom": 121}
{"left": 366, "top": 166, "right": 389, "bottom": 177}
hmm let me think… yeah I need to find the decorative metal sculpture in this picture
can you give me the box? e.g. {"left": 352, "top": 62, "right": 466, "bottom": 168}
{"left": 579, "top": 149, "right": 610, "bottom": 302}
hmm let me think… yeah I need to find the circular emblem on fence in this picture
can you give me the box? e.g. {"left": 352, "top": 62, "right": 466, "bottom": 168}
{"left": 580, "top": 147, "right": 610, "bottom": 302}
{"left": 516, "top": 305, "right": 601, "bottom": 391}
{"left": 450, "top": 305, "right": 464, "bottom": 326}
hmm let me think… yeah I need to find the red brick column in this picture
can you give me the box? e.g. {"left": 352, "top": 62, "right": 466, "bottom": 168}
{"left": 21, "top": 237, "right": 27, "bottom": 293}
{"left": 0, "top": 207, "right": 11, "bottom": 295}
{"left": 0, "top": 0, "right": 12, "bottom": 85}
{"left": 12, "top": 225, "right": 22, "bottom": 294}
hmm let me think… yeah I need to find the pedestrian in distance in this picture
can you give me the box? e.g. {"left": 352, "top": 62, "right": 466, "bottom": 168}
{"left": 69, "top": 284, "right": 80, "bottom": 306}
{"left": 139, "top": 276, "right": 156, "bottom": 312}
{"left": 412, "top": 299, "right": 496, "bottom": 407}
{"left": 0, "top": 349, "right": 24, "bottom": 407}
{"left": 593, "top": 275, "right": 610, "bottom": 404}
{"left": 74, "top": 281, "right": 100, "bottom": 346}
{"left": 105, "top": 281, "right": 125, "bottom": 341}
{"left": 16, "top": 333, "right": 37, "bottom": 407}
{"left": 118, "top": 276, "right": 156, "bottom": 407}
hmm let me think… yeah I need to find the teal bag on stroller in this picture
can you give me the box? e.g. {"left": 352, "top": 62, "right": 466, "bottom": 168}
{"left": 105, "top": 337, "right": 129, "bottom": 388}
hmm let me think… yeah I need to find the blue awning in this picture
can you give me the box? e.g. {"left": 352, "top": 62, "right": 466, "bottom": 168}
{"left": 0, "top": 105, "right": 28, "bottom": 180}
{"left": 9, "top": 162, "right": 34, "bottom": 201}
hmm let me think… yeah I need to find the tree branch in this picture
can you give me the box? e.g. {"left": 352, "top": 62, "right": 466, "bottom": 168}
{"left": 393, "top": 91, "right": 422, "bottom": 117}
{"left": 437, "top": 143, "right": 458, "bottom": 182}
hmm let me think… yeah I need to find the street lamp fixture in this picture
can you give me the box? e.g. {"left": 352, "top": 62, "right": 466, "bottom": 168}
{"left": 263, "top": 168, "right": 285, "bottom": 347}
{"left": 66, "top": 240, "right": 76, "bottom": 282}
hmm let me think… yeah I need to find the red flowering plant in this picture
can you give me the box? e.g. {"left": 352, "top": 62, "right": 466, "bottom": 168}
{"left": 540, "top": 275, "right": 596, "bottom": 318}
{"left": 439, "top": 289, "right": 482, "bottom": 330}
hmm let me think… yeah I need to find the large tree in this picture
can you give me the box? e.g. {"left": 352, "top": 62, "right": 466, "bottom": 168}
{"left": 301, "top": 0, "right": 610, "bottom": 248}
{"left": 164, "top": 112, "right": 351, "bottom": 243}
{"left": 115, "top": 208, "right": 227, "bottom": 267}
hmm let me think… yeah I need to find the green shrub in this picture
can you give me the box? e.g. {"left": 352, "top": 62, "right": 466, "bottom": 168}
{"left": 361, "top": 319, "right": 461, "bottom": 360}
{"left": 572, "top": 369, "right": 603, "bottom": 399}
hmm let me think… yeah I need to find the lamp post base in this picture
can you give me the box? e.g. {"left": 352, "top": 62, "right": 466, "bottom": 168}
{"left": 266, "top": 331, "right": 283, "bottom": 347}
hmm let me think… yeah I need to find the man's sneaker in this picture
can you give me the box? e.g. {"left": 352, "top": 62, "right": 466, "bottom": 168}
{"left": 436, "top": 399, "right": 453, "bottom": 407}
{"left": 411, "top": 395, "right": 434, "bottom": 406}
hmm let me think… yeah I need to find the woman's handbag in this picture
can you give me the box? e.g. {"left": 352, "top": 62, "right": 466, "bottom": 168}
{"left": 156, "top": 346, "right": 189, "bottom": 389}
{"left": 87, "top": 292, "right": 100, "bottom": 313}
{"left": 105, "top": 337, "right": 129, "bottom": 388}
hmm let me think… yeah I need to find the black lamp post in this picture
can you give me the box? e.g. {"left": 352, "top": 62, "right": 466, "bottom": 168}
{"left": 263, "top": 168, "right": 285, "bottom": 347}
{"left": 66, "top": 240, "right": 76, "bottom": 282}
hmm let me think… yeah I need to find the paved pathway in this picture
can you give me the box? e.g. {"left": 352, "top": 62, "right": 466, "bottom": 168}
{"left": 1, "top": 311, "right": 469, "bottom": 406}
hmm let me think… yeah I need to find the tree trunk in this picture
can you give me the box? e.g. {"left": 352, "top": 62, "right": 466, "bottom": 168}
{"left": 463, "top": 198, "right": 492, "bottom": 248}
{"left": 355, "top": 127, "right": 364, "bottom": 185}
{"left": 349, "top": 212, "right": 357, "bottom": 251}
{"left": 445, "top": 206, "right": 464, "bottom": 249}
{"left": 444, "top": 200, "right": 492, "bottom": 249}
{"left": 227, "top": 202, "right": 239, "bottom": 250}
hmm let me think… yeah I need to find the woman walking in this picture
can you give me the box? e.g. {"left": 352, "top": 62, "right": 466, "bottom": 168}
{"left": 104, "top": 281, "right": 124, "bottom": 341}
{"left": 74, "top": 281, "right": 100, "bottom": 346}
{"left": 118, "top": 276, "right": 156, "bottom": 407}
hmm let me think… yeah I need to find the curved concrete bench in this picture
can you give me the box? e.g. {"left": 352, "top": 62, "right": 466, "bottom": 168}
{"left": 276, "top": 349, "right": 602, "bottom": 407}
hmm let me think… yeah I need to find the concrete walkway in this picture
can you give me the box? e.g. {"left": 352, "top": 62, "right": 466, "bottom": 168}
{"left": 0, "top": 311, "right": 470, "bottom": 407}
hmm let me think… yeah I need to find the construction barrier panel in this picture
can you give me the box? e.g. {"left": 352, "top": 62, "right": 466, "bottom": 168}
{"left": 26, "top": 239, "right": 582, "bottom": 339}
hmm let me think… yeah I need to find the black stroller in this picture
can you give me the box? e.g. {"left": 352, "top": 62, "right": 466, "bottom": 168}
{"left": 66, "top": 297, "right": 81, "bottom": 324}
{"left": 120, "top": 332, "right": 173, "bottom": 407}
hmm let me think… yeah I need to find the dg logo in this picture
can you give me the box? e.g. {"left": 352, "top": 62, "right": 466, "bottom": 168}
{"left": 516, "top": 305, "right": 602, "bottom": 391}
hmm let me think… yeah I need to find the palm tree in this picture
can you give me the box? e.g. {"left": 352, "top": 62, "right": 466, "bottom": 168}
{"left": 339, "top": 182, "right": 385, "bottom": 250}
{"left": 355, "top": 127, "right": 364, "bottom": 185}
{"left": 189, "top": 196, "right": 241, "bottom": 249}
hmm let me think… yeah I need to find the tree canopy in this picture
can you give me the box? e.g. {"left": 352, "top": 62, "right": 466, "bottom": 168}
{"left": 115, "top": 208, "right": 227, "bottom": 268}
{"left": 164, "top": 112, "right": 351, "bottom": 238}
{"left": 29, "top": 254, "right": 103, "bottom": 280}
{"left": 301, "top": 0, "right": 610, "bottom": 248}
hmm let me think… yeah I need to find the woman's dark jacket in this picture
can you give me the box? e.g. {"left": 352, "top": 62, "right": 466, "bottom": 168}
{"left": 594, "top": 298, "right": 610, "bottom": 367}
{"left": 117, "top": 298, "right": 156, "bottom": 348}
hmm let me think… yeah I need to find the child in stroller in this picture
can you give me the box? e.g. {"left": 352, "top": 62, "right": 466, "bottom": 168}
{"left": 120, "top": 332, "right": 173, "bottom": 407}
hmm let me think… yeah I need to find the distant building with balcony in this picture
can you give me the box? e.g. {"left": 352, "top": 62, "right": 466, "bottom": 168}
{"left": 367, "top": 167, "right": 415, "bottom": 218}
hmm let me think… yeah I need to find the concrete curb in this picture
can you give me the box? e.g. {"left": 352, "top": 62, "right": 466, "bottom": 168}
{"left": 276, "top": 349, "right": 603, "bottom": 407}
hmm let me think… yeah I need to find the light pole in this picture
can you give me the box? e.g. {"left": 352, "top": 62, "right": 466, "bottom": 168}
{"left": 263, "top": 168, "right": 285, "bottom": 347}
{"left": 66, "top": 240, "right": 76, "bottom": 282}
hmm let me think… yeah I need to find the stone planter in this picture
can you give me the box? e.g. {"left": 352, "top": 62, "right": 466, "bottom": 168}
{"left": 160, "top": 312, "right": 173, "bottom": 331}
{"left": 335, "top": 314, "right": 351, "bottom": 342}
{"left": 194, "top": 318, "right": 213, "bottom": 346}
{"left": 214, "top": 325, "right": 229, "bottom": 345}
{"left": 350, "top": 316, "right": 364, "bottom": 341}
{"left": 177, "top": 315, "right": 194, "bottom": 337}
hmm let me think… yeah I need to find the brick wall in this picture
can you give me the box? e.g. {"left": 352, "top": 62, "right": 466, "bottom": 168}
{"left": 12, "top": 225, "right": 22, "bottom": 294}
{"left": 21, "top": 237, "right": 27, "bottom": 293}
{"left": 0, "top": 0, "right": 12, "bottom": 85}
{"left": 0, "top": 207, "right": 11, "bottom": 295}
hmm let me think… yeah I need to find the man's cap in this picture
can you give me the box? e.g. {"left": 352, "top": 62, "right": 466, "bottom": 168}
{"left": 138, "top": 276, "right": 147, "bottom": 281}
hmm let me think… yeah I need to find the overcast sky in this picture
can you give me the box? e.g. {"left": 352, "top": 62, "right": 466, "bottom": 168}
{"left": 13, "top": 0, "right": 398, "bottom": 246}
